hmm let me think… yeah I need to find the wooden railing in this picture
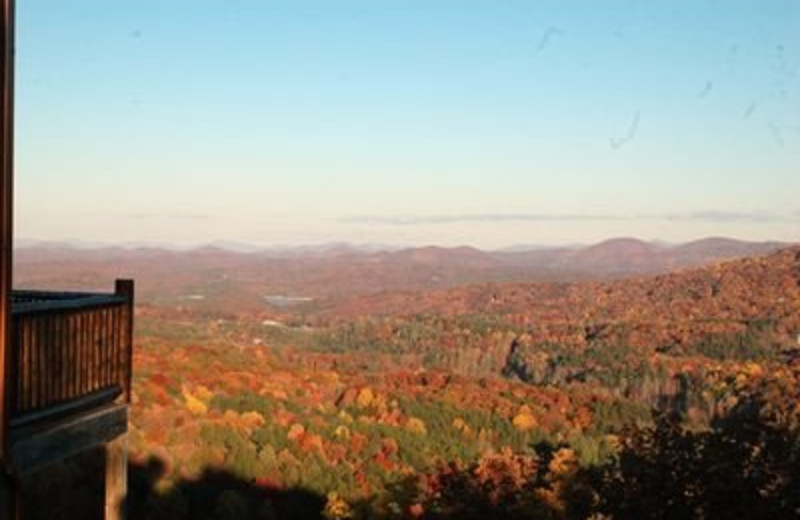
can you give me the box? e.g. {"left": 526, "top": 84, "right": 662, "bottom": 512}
{"left": 8, "top": 280, "right": 133, "bottom": 426}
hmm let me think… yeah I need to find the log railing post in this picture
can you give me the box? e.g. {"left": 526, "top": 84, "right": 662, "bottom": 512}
{"left": 114, "top": 280, "right": 134, "bottom": 403}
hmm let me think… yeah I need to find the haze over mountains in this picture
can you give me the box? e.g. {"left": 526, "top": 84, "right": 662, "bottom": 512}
{"left": 13, "top": 237, "right": 790, "bottom": 312}
{"left": 14, "top": 236, "right": 789, "bottom": 257}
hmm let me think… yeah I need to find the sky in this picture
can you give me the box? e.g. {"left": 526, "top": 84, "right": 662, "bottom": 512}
{"left": 13, "top": 0, "right": 800, "bottom": 249}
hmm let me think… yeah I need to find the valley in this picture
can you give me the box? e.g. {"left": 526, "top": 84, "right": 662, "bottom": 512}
{"left": 15, "top": 239, "right": 800, "bottom": 519}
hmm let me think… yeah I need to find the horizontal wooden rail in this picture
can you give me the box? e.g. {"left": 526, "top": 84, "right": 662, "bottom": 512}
{"left": 11, "top": 294, "right": 126, "bottom": 315}
{"left": 8, "top": 386, "right": 121, "bottom": 429}
{"left": 7, "top": 280, "right": 134, "bottom": 424}
{"left": 12, "top": 289, "right": 111, "bottom": 302}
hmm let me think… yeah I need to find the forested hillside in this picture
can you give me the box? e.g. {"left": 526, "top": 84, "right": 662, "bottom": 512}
{"left": 21, "top": 246, "right": 800, "bottom": 519}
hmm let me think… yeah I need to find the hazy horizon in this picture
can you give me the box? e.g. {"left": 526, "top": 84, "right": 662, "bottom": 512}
{"left": 11, "top": 233, "right": 795, "bottom": 254}
{"left": 14, "top": 1, "right": 800, "bottom": 248}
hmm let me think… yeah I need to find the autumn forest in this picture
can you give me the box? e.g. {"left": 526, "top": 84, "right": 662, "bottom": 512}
{"left": 13, "top": 239, "right": 800, "bottom": 519}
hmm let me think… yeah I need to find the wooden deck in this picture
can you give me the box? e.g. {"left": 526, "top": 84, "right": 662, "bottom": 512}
{"left": 4, "top": 280, "right": 133, "bottom": 477}
{"left": 8, "top": 280, "right": 133, "bottom": 429}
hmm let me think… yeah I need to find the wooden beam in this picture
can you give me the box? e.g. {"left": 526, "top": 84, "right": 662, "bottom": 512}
{"left": 114, "top": 280, "right": 134, "bottom": 403}
{"left": 10, "top": 294, "right": 126, "bottom": 315}
{"left": 1, "top": 0, "right": 14, "bottom": 466}
{"left": 0, "top": 1, "right": 16, "bottom": 517}
{"left": 9, "top": 385, "right": 122, "bottom": 429}
{"left": 105, "top": 434, "right": 127, "bottom": 520}
{"left": 8, "top": 403, "right": 127, "bottom": 476}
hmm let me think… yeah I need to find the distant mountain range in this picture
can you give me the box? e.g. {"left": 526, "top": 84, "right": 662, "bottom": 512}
{"left": 13, "top": 237, "right": 792, "bottom": 311}
{"left": 13, "top": 238, "right": 405, "bottom": 255}
{"left": 499, "top": 236, "right": 792, "bottom": 275}
{"left": 327, "top": 245, "right": 800, "bottom": 345}
{"left": 14, "top": 235, "right": 790, "bottom": 258}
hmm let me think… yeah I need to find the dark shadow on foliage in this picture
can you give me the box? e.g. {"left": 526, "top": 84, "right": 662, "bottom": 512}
{"left": 125, "top": 457, "right": 326, "bottom": 519}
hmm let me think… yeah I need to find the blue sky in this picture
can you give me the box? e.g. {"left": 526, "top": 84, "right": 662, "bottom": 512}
{"left": 14, "top": 1, "right": 800, "bottom": 248}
